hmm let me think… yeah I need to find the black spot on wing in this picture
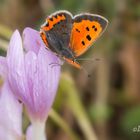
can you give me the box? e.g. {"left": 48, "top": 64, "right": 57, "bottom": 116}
{"left": 86, "top": 27, "right": 90, "bottom": 31}
{"left": 86, "top": 35, "right": 91, "bottom": 41}
{"left": 45, "top": 22, "right": 49, "bottom": 27}
{"left": 82, "top": 41, "right": 85, "bottom": 45}
{"left": 54, "top": 15, "right": 58, "bottom": 19}
{"left": 94, "top": 28, "right": 97, "bottom": 31}
{"left": 59, "top": 14, "right": 63, "bottom": 17}
{"left": 49, "top": 17, "right": 53, "bottom": 21}
{"left": 92, "top": 25, "right": 97, "bottom": 31}
{"left": 76, "top": 28, "right": 80, "bottom": 33}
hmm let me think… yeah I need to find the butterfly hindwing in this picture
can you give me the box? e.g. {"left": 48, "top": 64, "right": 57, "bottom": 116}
{"left": 70, "top": 14, "right": 108, "bottom": 57}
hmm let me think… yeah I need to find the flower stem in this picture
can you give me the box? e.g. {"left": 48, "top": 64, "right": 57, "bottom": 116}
{"left": 49, "top": 109, "right": 80, "bottom": 140}
{"left": 32, "top": 121, "right": 46, "bottom": 140}
{"left": 60, "top": 73, "right": 98, "bottom": 140}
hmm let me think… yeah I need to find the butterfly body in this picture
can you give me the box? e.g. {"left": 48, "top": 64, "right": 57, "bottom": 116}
{"left": 40, "top": 10, "right": 108, "bottom": 68}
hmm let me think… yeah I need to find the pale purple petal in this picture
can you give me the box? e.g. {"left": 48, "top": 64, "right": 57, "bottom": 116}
{"left": 0, "top": 82, "right": 22, "bottom": 140}
{"left": 24, "top": 47, "right": 61, "bottom": 120}
{"left": 0, "top": 56, "right": 7, "bottom": 79}
{"left": 33, "top": 47, "right": 61, "bottom": 120}
{"left": 5, "top": 28, "right": 61, "bottom": 122}
{"left": 23, "top": 27, "right": 45, "bottom": 54}
{"left": 24, "top": 51, "right": 37, "bottom": 115}
{"left": 7, "top": 30, "right": 29, "bottom": 101}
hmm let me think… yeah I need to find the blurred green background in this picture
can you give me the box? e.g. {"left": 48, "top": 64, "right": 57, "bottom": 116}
{"left": 0, "top": 0, "right": 140, "bottom": 140}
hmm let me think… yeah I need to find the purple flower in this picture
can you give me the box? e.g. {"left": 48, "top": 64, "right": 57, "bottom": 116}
{"left": 0, "top": 28, "right": 61, "bottom": 122}
{"left": 0, "top": 82, "right": 22, "bottom": 140}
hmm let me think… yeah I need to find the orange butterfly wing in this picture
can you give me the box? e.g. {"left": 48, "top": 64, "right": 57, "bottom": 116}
{"left": 70, "top": 14, "right": 108, "bottom": 57}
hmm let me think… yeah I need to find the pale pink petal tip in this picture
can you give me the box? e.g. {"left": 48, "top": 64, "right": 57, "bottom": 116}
{"left": 23, "top": 27, "right": 45, "bottom": 54}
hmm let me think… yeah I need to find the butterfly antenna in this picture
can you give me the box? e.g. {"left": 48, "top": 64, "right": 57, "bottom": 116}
{"left": 78, "top": 63, "right": 91, "bottom": 78}
{"left": 81, "top": 65, "right": 91, "bottom": 78}
{"left": 76, "top": 57, "right": 100, "bottom": 62}
{"left": 76, "top": 57, "right": 101, "bottom": 77}
{"left": 73, "top": 58, "right": 91, "bottom": 78}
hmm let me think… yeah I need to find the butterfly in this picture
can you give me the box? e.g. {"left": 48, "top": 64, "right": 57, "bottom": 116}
{"left": 40, "top": 10, "right": 108, "bottom": 69}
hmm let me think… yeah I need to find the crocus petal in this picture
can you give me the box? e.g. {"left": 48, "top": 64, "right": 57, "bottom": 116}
{"left": 0, "top": 56, "right": 7, "bottom": 79}
{"left": 5, "top": 28, "right": 61, "bottom": 122}
{"left": 24, "top": 51, "right": 37, "bottom": 114}
{"left": 23, "top": 27, "right": 45, "bottom": 54}
{"left": 7, "top": 30, "right": 29, "bottom": 101}
{"left": 33, "top": 47, "right": 61, "bottom": 120}
{"left": 24, "top": 47, "right": 61, "bottom": 120}
{"left": 0, "top": 82, "right": 22, "bottom": 140}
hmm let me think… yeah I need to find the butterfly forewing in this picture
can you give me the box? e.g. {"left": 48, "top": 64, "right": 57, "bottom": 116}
{"left": 70, "top": 14, "right": 108, "bottom": 57}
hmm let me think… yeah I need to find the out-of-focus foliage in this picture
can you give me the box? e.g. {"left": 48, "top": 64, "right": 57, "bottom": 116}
{"left": 0, "top": 0, "right": 140, "bottom": 140}
{"left": 121, "top": 105, "right": 140, "bottom": 140}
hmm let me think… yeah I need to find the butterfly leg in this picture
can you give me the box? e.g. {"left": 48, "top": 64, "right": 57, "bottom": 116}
{"left": 49, "top": 62, "right": 62, "bottom": 68}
